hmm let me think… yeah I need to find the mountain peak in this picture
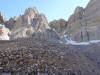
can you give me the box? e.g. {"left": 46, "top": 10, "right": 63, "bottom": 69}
{"left": 24, "top": 7, "right": 39, "bottom": 17}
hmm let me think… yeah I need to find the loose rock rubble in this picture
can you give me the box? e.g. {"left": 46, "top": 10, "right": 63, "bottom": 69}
{"left": 0, "top": 38, "right": 99, "bottom": 75}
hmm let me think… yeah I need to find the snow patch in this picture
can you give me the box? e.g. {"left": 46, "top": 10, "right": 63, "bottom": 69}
{"left": 65, "top": 39, "right": 89, "bottom": 45}
{"left": 0, "top": 24, "right": 10, "bottom": 40}
{"left": 89, "top": 40, "right": 100, "bottom": 43}
{"left": 64, "top": 35, "right": 100, "bottom": 45}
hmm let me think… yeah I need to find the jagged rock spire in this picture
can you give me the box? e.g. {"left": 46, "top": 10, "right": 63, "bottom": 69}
{"left": 24, "top": 7, "right": 39, "bottom": 17}
{"left": 0, "top": 12, "right": 4, "bottom": 24}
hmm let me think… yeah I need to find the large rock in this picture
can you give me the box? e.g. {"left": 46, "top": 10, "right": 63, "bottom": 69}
{"left": 4, "top": 17, "right": 16, "bottom": 30}
{"left": 66, "top": 6, "right": 87, "bottom": 42}
{"left": 32, "top": 13, "right": 50, "bottom": 32}
{"left": 0, "top": 24, "right": 10, "bottom": 40}
{"left": 67, "top": 0, "right": 100, "bottom": 42}
{"left": 49, "top": 19, "right": 67, "bottom": 38}
{"left": 12, "top": 7, "right": 38, "bottom": 31}
{"left": 10, "top": 26, "right": 34, "bottom": 39}
{"left": 0, "top": 12, "right": 4, "bottom": 24}
{"left": 9, "top": 7, "right": 50, "bottom": 39}
{"left": 84, "top": 0, "right": 100, "bottom": 40}
{"left": 32, "top": 29, "right": 60, "bottom": 43}
{"left": 8, "top": 7, "right": 60, "bottom": 43}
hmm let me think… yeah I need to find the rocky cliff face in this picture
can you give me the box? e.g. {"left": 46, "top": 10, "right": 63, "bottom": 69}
{"left": 3, "top": 7, "right": 60, "bottom": 43}
{"left": 67, "top": 6, "right": 89, "bottom": 42}
{"left": 85, "top": 0, "right": 100, "bottom": 40}
{"left": 14, "top": 7, "right": 49, "bottom": 32}
{"left": 0, "top": 24, "right": 10, "bottom": 40}
{"left": 66, "top": 0, "right": 100, "bottom": 42}
{"left": 0, "top": 12, "right": 4, "bottom": 24}
{"left": 1, "top": 0, "right": 100, "bottom": 43}
{"left": 49, "top": 19, "right": 67, "bottom": 38}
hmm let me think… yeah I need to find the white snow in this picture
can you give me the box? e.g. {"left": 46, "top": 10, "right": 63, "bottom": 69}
{"left": 0, "top": 34, "right": 10, "bottom": 40}
{"left": 64, "top": 35, "right": 100, "bottom": 45}
{"left": 89, "top": 40, "right": 100, "bottom": 43}
{"left": 0, "top": 24, "right": 10, "bottom": 40}
{"left": 66, "top": 40, "right": 90, "bottom": 45}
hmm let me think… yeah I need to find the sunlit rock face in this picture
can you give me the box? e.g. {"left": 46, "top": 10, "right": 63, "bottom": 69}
{"left": 66, "top": 0, "right": 100, "bottom": 42}
{"left": 32, "top": 13, "right": 50, "bottom": 32}
{"left": 12, "top": 7, "right": 38, "bottom": 30}
{"left": 7, "top": 7, "right": 60, "bottom": 43}
{"left": 10, "top": 26, "right": 34, "bottom": 39}
{"left": 9, "top": 7, "right": 50, "bottom": 39}
{"left": 0, "top": 24, "right": 10, "bottom": 40}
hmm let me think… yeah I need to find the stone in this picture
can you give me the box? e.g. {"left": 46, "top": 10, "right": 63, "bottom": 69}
{"left": 1, "top": 73, "right": 11, "bottom": 75}
{"left": 32, "top": 13, "right": 49, "bottom": 32}
{"left": 66, "top": 0, "right": 100, "bottom": 42}
{"left": 8, "top": 7, "right": 60, "bottom": 43}
{"left": 0, "top": 24, "right": 11, "bottom": 40}
{"left": 0, "top": 12, "right": 4, "bottom": 24}
{"left": 32, "top": 29, "right": 60, "bottom": 43}
{"left": 4, "top": 18, "right": 16, "bottom": 30}
{"left": 13, "top": 7, "right": 39, "bottom": 29}
{"left": 10, "top": 26, "right": 34, "bottom": 39}
{"left": 0, "top": 38, "right": 100, "bottom": 74}
{"left": 9, "top": 7, "right": 51, "bottom": 40}
{"left": 49, "top": 19, "right": 67, "bottom": 38}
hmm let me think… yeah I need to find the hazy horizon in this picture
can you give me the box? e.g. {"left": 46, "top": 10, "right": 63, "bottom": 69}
{"left": 0, "top": 0, "right": 89, "bottom": 22}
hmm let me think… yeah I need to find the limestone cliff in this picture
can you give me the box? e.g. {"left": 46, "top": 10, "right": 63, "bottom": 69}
{"left": 49, "top": 19, "right": 67, "bottom": 38}
{"left": 66, "top": 0, "right": 100, "bottom": 42}
{"left": 4, "top": 7, "right": 60, "bottom": 43}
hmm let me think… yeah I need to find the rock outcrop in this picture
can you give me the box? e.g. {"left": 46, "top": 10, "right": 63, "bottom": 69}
{"left": 1, "top": 0, "right": 100, "bottom": 43}
{"left": 32, "top": 13, "right": 50, "bottom": 32}
{"left": 66, "top": 0, "right": 100, "bottom": 42}
{"left": 49, "top": 19, "right": 67, "bottom": 38}
{"left": 67, "top": 6, "right": 89, "bottom": 42}
{"left": 84, "top": 0, "right": 100, "bottom": 40}
{"left": 0, "top": 24, "right": 10, "bottom": 40}
{"left": 3, "top": 7, "right": 60, "bottom": 43}
{"left": 32, "top": 29, "right": 60, "bottom": 43}
{"left": 7, "top": 7, "right": 48, "bottom": 39}
{"left": 0, "top": 12, "right": 4, "bottom": 24}
{"left": 4, "top": 17, "right": 16, "bottom": 30}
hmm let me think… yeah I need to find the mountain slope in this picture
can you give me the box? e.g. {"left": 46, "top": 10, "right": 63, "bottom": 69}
{"left": 65, "top": 0, "right": 100, "bottom": 42}
{"left": 0, "top": 38, "right": 100, "bottom": 75}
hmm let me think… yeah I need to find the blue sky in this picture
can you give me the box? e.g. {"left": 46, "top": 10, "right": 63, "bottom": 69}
{"left": 0, "top": 0, "right": 89, "bottom": 22}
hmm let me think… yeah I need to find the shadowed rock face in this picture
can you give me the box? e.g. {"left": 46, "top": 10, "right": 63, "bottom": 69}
{"left": 32, "top": 14, "right": 49, "bottom": 32}
{"left": 49, "top": 19, "right": 67, "bottom": 38}
{"left": 0, "top": 38, "right": 100, "bottom": 75}
{"left": 0, "top": 13, "right": 4, "bottom": 24}
{"left": 4, "top": 18, "right": 16, "bottom": 30}
{"left": 32, "top": 29, "right": 60, "bottom": 43}
{"left": 67, "top": 6, "right": 89, "bottom": 42}
{"left": 66, "top": 0, "right": 100, "bottom": 42}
